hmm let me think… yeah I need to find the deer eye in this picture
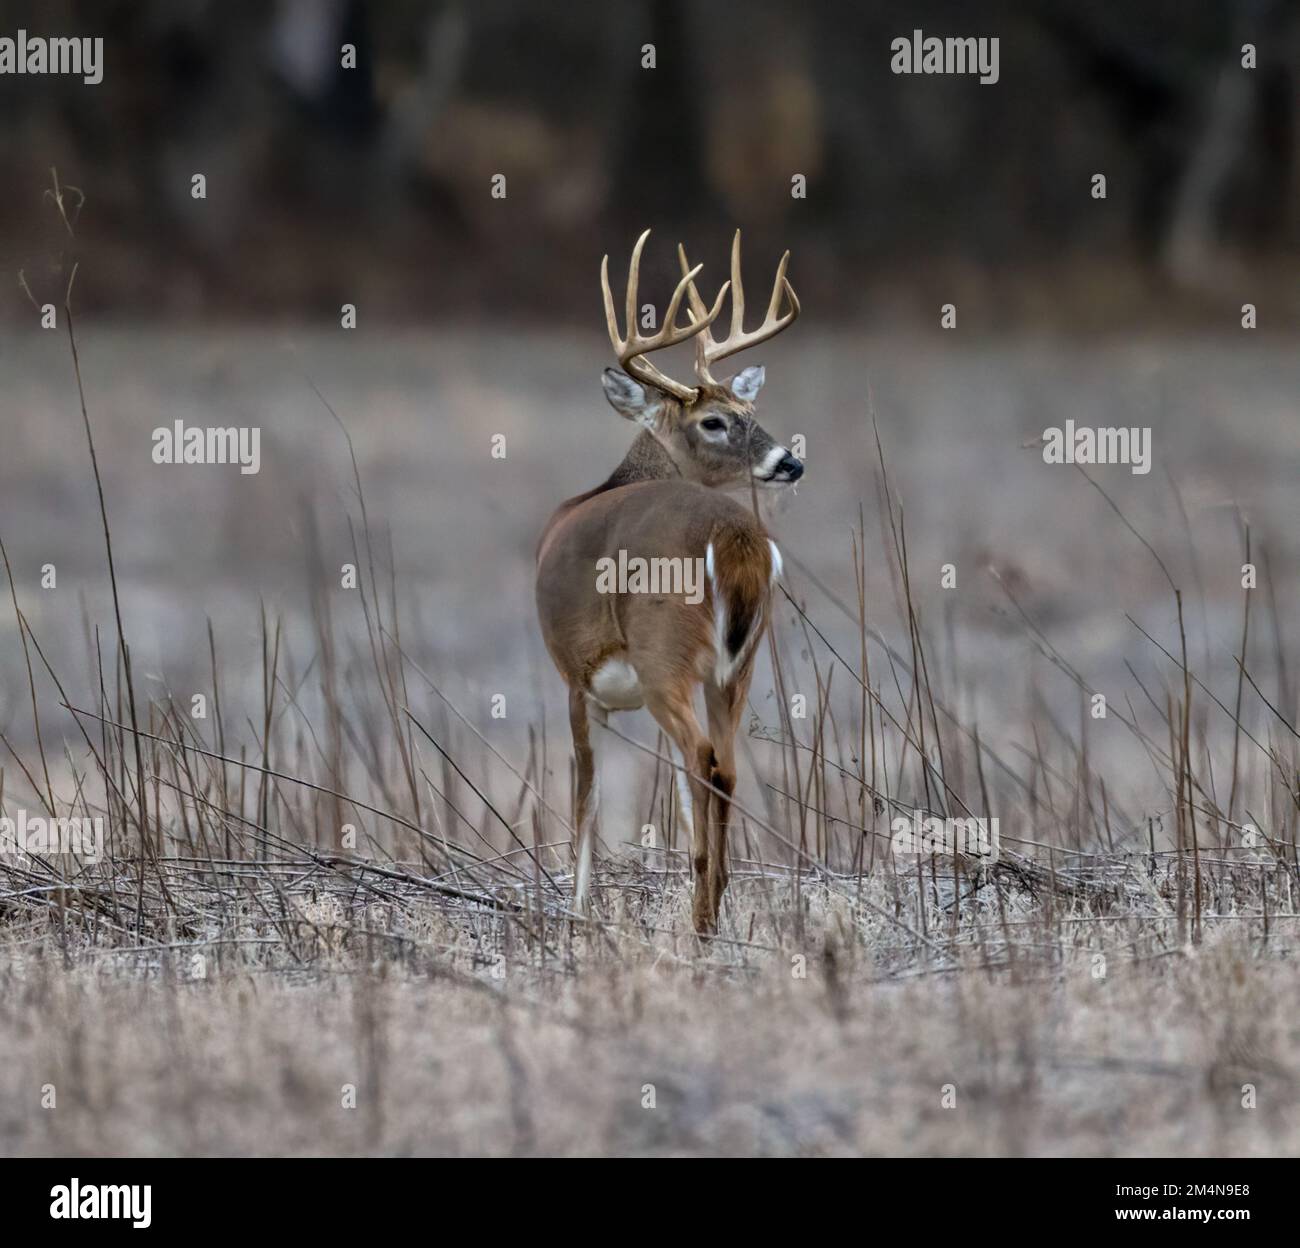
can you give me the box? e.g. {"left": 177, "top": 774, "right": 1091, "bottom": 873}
{"left": 699, "top": 417, "right": 727, "bottom": 433}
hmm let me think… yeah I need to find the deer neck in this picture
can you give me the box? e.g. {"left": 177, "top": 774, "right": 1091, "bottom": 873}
{"left": 538, "top": 431, "right": 684, "bottom": 564}
{"left": 599, "top": 430, "right": 680, "bottom": 492}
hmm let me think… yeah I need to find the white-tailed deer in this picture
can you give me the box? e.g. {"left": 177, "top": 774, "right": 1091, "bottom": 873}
{"left": 536, "top": 229, "right": 802, "bottom": 933}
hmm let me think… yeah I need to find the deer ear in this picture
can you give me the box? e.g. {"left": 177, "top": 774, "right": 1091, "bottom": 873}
{"left": 730, "top": 365, "right": 765, "bottom": 401}
{"left": 602, "top": 368, "right": 664, "bottom": 428}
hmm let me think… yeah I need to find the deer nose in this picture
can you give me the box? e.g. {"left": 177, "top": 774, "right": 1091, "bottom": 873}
{"left": 775, "top": 453, "right": 803, "bottom": 482}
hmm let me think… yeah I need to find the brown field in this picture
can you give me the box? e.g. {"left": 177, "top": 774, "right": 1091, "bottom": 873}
{"left": 0, "top": 325, "right": 1297, "bottom": 1156}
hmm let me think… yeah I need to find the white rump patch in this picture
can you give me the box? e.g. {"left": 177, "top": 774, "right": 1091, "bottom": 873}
{"left": 589, "top": 657, "right": 643, "bottom": 710}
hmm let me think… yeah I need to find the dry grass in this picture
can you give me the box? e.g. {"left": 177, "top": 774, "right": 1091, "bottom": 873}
{"left": 2, "top": 405, "right": 1296, "bottom": 1154}
{"left": 1, "top": 184, "right": 1297, "bottom": 1157}
{"left": 1, "top": 880, "right": 1297, "bottom": 1156}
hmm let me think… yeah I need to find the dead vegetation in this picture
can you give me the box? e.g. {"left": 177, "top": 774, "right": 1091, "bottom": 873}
{"left": 1, "top": 185, "right": 1298, "bottom": 1156}
{"left": 2, "top": 373, "right": 1297, "bottom": 1153}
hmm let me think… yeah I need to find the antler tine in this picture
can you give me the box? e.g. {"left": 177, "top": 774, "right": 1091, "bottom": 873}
{"left": 663, "top": 262, "right": 726, "bottom": 348}
{"left": 766, "top": 249, "right": 791, "bottom": 321}
{"left": 729, "top": 229, "right": 745, "bottom": 338}
{"left": 677, "top": 241, "right": 732, "bottom": 386}
{"left": 676, "top": 242, "right": 709, "bottom": 323}
{"left": 684, "top": 230, "right": 800, "bottom": 379}
{"left": 601, "top": 230, "right": 726, "bottom": 403}
{"left": 774, "top": 262, "right": 795, "bottom": 319}
{"left": 600, "top": 252, "right": 621, "bottom": 358}
{"left": 625, "top": 228, "right": 649, "bottom": 348}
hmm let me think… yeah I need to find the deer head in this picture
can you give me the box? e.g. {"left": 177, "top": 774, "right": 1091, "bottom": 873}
{"left": 599, "top": 230, "right": 803, "bottom": 489}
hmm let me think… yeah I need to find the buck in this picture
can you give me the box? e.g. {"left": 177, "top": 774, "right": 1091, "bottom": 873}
{"left": 535, "top": 229, "right": 803, "bottom": 933}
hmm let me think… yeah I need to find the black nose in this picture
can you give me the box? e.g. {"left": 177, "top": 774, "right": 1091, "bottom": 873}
{"left": 777, "top": 454, "right": 804, "bottom": 482}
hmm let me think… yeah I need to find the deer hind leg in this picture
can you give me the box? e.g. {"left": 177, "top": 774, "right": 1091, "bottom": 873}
{"left": 703, "top": 654, "right": 756, "bottom": 926}
{"left": 568, "top": 687, "right": 603, "bottom": 915}
{"left": 643, "top": 683, "right": 717, "bottom": 935}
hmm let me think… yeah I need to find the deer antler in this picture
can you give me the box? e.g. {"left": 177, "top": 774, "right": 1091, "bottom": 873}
{"left": 677, "top": 230, "right": 800, "bottom": 387}
{"left": 601, "top": 229, "right": 729, "bottom": 403}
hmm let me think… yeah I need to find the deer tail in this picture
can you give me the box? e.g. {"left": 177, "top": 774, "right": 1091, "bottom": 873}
{"left": 704, "top": 526, "right": 781, "bottom": 687}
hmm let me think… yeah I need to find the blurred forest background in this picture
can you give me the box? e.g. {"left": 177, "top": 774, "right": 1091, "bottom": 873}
{"left": 1, "top": 0, "right": 1298, "bottom": 328}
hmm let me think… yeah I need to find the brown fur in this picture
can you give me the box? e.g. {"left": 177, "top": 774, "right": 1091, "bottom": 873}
{"left": 708, "top": 524, "right": 773, "bottom": 663}
{"left": 537, "top": 436, "right": 780, "bottom": 935}
{"left": 539, "top": 231, "right": 800, "bottom": 934}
